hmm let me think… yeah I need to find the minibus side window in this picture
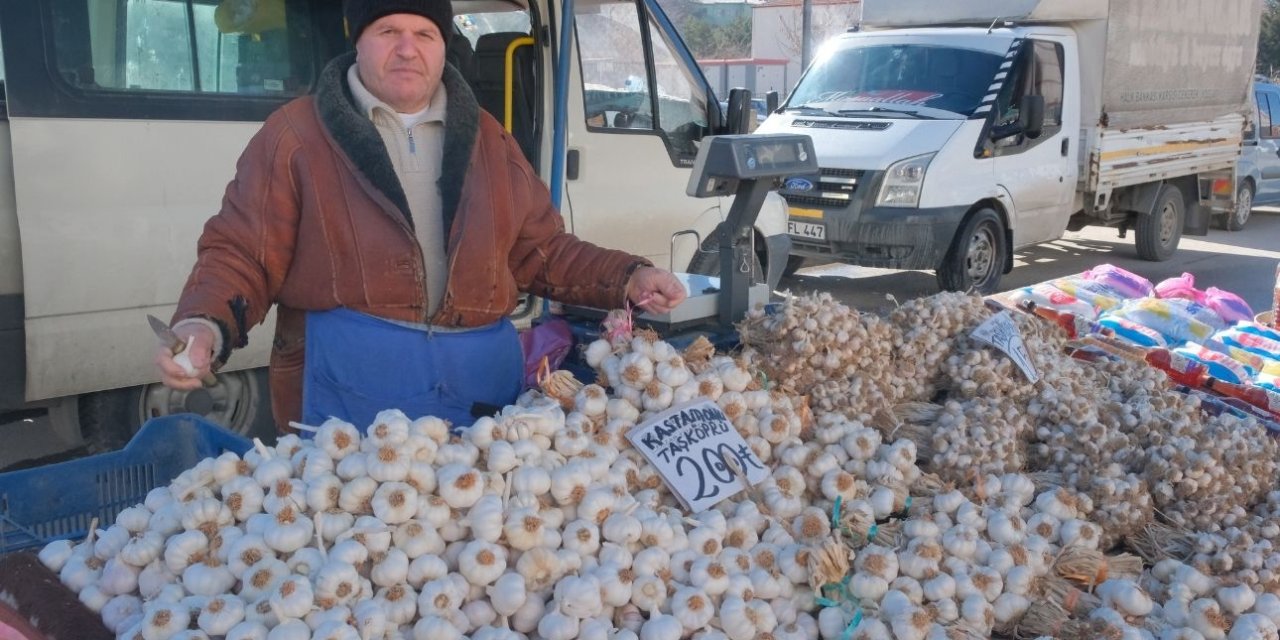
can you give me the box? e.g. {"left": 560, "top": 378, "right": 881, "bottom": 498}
{"left": 576, "top": 0, "right": 655, "bottom": 131}
{"left": 646, "top": 15, "right": 709, "bottom": 160}
{"left": 49, "top": 0, "right": 312, "bottom": 97}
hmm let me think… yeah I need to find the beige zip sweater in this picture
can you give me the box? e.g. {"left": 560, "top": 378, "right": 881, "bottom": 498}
{"left": 348, "top": 65, "right": 450, "bottom": 318}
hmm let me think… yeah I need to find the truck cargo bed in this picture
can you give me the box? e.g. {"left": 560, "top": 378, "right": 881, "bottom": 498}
{"left": 1088, "top": 114, "right": 1246, "bottom": 194}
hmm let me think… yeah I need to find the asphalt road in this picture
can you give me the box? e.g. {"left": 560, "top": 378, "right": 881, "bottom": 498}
{"left": 783, "top": 209, "right": 1280, "bottom": 318}
{"left": 3, "top": 209, "right": 1279, "bottom": 469}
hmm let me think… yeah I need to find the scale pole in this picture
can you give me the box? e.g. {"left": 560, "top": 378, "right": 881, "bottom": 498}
{"left": 719, "top": 180, "right": 773, "bottom": 327}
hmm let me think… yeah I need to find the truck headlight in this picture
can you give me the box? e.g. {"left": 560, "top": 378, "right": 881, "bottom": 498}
{"left": 876, "top": 153, "right": 935, "bottom": 208}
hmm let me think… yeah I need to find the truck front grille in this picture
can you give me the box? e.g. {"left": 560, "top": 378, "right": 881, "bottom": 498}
{"left": 782, "top": 168, "right": 864, "bottom": 209}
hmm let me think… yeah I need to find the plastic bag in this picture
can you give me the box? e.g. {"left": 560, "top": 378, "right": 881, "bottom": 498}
{"left": 1217, "top": 326, "right": 1280, "bottom": 363}
{"left": 1154, "top": 272, "right": 1207, "bottom": 304}
{"left": 1203, "top": 287, "right": 1254, "bottom": 324}
{"left": 519, "top": 316, "right": 575, "bottom": 390}
{"left": 1008, "top": 283, "right": 1098, "bottom": 319}
{"left": 1161, "top": 298, "right": 1227, "bottom": 331}
{"left": 1104, "top": 298, "right": 1216, "bottom": 344}
{"left": 1236, "top": 320, "right": 1280, "bottom": 343}
{"left": 1082, "top": 264, "right": 1154, "bottom": 299}
{"left": 1203, "top": 336, "right": 1280, "bottom": 377}
{"left": 1174, "top": 343, "right": 1252, "bottom": 384}
{"left": 1051, "top": 276, "right": 1126, "bottom": 312}
{"left": 1097, "top": 316, "right": 1168, "bottom": 347}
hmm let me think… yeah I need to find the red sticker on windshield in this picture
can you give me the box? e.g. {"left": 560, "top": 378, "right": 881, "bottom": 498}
{"left": 849, "top": 90, "right": 943, "bottom": 106}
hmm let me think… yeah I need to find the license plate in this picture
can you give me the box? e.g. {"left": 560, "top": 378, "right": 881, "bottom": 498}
{"left": 788, "top": 221, "right": 826, "bottom": 240}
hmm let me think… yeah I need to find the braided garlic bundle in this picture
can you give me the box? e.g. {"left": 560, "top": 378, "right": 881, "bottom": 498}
{"left": 739, "top": 292, "right": 896, "bottom": 399}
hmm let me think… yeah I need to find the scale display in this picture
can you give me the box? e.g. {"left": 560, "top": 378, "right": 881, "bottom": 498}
{"left": 687, "top": 134, "right": 819, "bottom": 197}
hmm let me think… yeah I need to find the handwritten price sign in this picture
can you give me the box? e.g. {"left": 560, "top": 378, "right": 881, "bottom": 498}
{"left": 626, "top": 399, "right": 769, "bottom": 512}
{"left": 972, "top": 311, "right": 1040, "bottom": 383}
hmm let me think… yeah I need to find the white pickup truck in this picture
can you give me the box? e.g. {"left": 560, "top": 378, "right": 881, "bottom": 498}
{"left": 760, "top": 0, "right": 1260, "bottom": 292}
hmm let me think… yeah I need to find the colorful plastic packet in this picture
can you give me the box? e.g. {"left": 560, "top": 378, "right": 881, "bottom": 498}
{"left": 1203, "top": 287, "right": 1254, "bottom": 324}
{"left": 1009, "top": 283, "right": 1098, "bottom": 320}
{"left": 1217, "top": 327, "right": 1280, "bottom": 362}
{"left": 1051, "top": 276, "right": 1126, "bottom": 312}
{"left": 1203, "top": 337, "right": 1280, "bottom": 377}
{"left": 1081, "top": 264, "right": 1154, "bottom": 299}
{"left": 1235, "top": 320, "right": 1280, "bottom": 343}
{"left": 1097, "top": 316, "right": 1168, "bottom": 348}
{"left": 1105, "top": 297, "right": 1216, "bottom": 344}
{"left": 1154, "top": 272, "right": 1206, "bottom": 304}
{"left": 1172, "top": 342, "right": 1253, "bottom": 384}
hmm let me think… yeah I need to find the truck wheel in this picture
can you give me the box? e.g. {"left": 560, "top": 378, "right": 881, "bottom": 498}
{"left": 77, "top": 368, "right": 275, "bottom": 452}
{"left": 1219, "top": 182, "right": 1252, "bottom": 231}
{"left": 1135, "top": 185, "right": 1183, "bottom": 261}
{"left": 936, "top": 208, "right": 1006, "bottom": 294}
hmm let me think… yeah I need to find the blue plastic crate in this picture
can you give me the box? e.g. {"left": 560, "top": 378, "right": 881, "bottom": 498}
{"left": 0, "top": 414, "right": 252, "bottom": 555}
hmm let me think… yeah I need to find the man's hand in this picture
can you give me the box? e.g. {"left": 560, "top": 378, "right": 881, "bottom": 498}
{"left": 154, "top": 323, "right": 215, "bottom": 391}
{"left": 626, "top": 266, "right": 687, "bottom": 314}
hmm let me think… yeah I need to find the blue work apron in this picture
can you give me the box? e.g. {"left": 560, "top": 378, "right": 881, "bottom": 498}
{"left": 302, "top": 308, "right": 522, "bottom": 432}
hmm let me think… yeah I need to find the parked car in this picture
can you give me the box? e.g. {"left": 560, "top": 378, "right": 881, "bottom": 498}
{"left": 1235, "top": 79, "right": 1280, "bottom": 230}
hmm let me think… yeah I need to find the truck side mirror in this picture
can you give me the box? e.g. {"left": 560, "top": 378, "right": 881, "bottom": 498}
{"left": 1020, "top": 95, "right": 1046, "bottom": 138}
{"left": 765, "top": 91, "right": 780, "bottom": 115}
{"left": 991, "top": 94, "right": 1046, "bottom": 142}
{"left": 726, "top": 88, "right": 753, "bottom": 135}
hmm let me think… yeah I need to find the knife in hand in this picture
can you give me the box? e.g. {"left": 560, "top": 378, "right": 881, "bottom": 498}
{"left": 147, "top": 314, "right": 218, "bottom": 387}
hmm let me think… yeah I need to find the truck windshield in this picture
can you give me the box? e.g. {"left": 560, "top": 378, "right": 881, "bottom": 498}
{"left": 787, "top": 42, "right": 1004, "bottom": 118}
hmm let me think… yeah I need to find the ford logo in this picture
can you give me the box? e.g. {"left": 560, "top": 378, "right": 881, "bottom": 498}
{"left": 785, "top": 178, "right": 814, "bottom": 192}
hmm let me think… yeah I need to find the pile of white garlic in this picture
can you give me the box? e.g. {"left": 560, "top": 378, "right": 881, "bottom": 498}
{"left": 738, "top": 292, "right": 898, "bottom": 402}
{"left": 743, "top": 291, "right": 1280, "bottom": 635}
{"left": 891, "top": 398, "right": 1029, "bottom": 488}
{"left": 35, "top": 291, "right": 1280, "bottom": 640}
{"left": 884, "top": 293, "right": 997, "bottom": 401}
{"left": 40, "top": 330, "right": 935, "bottom": 640}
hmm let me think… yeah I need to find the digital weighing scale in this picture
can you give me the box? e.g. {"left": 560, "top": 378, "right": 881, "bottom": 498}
{"left": 564, "top": 132, "right": 819, "bottom": 333}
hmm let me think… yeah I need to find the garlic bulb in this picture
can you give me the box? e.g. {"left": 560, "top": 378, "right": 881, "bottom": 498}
{"left": 197, "top": 595, "right": 245, "bottom": 636}
{"left": 672, "top": 587, "right": 716, "bottom": 630}
{"left": 459, "top": 540, "right": 508, "bottom": 586}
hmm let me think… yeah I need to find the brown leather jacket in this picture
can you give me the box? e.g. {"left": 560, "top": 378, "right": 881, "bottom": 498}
{"left": 175, "top": 53, "right": 646, "bottom": 429}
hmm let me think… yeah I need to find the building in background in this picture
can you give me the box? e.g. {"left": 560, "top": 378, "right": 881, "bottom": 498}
{"left": 674, "top": 0, "right": 859, "bottom": 100}
{"left": 750, "top": 0, "right": 860, "bottom": 94}
{"left": 698, "top": 56, "right": 791, "bottom": 99}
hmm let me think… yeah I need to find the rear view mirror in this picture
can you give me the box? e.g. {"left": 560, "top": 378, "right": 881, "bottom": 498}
{"left": 1020, "top": 95, "right": 1045, "bottom": 138}
{"left": 726, "top": 88, "right": 753, "bottom": 135}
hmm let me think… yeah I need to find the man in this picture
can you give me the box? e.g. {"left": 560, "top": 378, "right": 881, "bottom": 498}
{"left": 155, "top": 0, "right": 686, "bottom": 431}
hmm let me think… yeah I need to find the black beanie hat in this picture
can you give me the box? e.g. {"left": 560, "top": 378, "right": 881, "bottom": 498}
{"left": 344, "top": 0, "right": 453, "bottom": 43}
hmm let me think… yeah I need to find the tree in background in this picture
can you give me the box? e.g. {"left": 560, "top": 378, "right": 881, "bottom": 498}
{"left": 774, "top": 1, "right": 860, "bottom": 63}
{"left": 657, "top": 0, "right": 752, "bottom": 59}
{"left": 1262, "top": 0, "right": 1280, "bottom": 79}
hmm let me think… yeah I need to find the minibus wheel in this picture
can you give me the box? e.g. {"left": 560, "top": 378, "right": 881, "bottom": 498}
{"left": 77, "top": 368, "right": 275, "bottom": 451}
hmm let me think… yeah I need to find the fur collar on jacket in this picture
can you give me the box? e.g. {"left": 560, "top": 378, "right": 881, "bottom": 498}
{"left": 314, "top": 51, "right": 479, "bottom": 239}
